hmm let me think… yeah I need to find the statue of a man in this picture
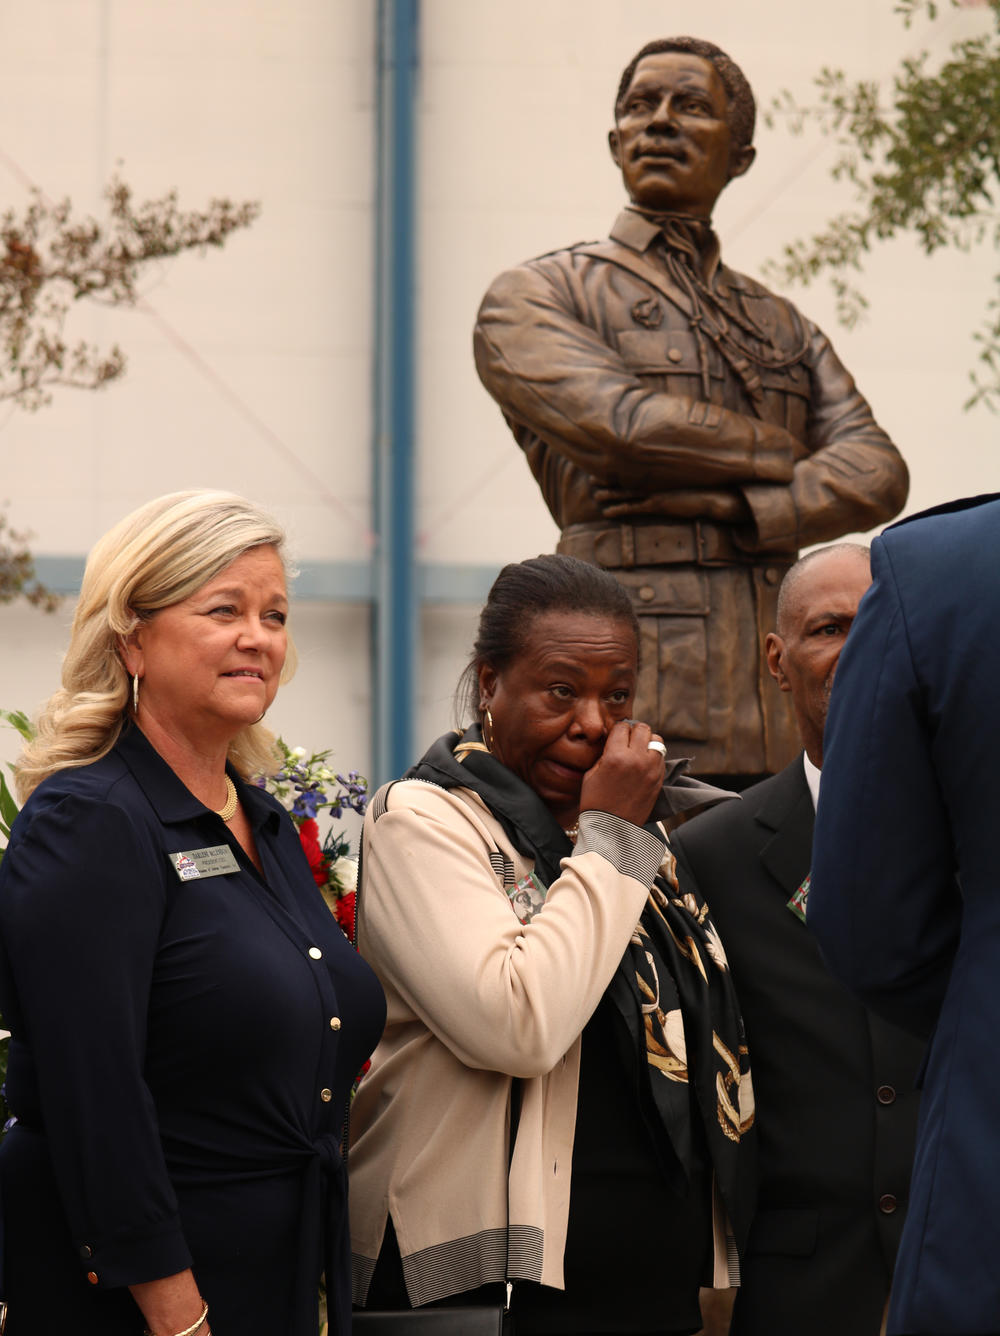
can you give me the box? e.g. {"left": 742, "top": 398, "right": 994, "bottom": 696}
{"left": 474, "top": 36, "right": 908, "bottom": 782}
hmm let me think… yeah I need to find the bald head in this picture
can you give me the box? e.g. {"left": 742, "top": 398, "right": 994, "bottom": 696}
{"left": 775, "top": 544, "right": 870, "bottom": 635}
{"left": 767, "top": 545, "right": 872, "bottom": 767}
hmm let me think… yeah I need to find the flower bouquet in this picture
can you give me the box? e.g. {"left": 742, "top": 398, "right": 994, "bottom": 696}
{"left": 256, "top": 738, "right": 368, "bottom": 940}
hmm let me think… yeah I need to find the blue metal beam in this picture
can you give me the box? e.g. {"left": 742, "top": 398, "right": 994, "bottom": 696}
{"left": 372, "top": 0, "right": 419, "bottom": 786}
{"left": 31, "top": 556, "right": 500, "bottom": 606}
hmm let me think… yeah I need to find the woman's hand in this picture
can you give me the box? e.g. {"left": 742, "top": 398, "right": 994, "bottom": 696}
{"left": 129, "top": 1272, "right": 208, "bottom": 1336}
{"left": 577, "top": 719, "right": 666, "bottom": 828}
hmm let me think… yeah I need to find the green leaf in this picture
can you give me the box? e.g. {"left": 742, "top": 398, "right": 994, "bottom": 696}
{"left": 0, "top": 709, "right": 33, "bottom": 741}
{"left": 767, "top": 0, "right": 1000, "bottom": 410}
{"left": 0, "top": 768, "right": 17, "bottom": 833}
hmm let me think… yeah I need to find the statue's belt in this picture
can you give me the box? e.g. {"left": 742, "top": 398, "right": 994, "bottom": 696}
{"left": 559, "top": 520, "right": 760, "bottom": 569}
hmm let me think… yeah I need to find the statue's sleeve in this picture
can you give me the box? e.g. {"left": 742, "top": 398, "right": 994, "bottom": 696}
{"left": 473, "top": 258, "right": 797, "bottom": 490}
{"left": 740, "top": 321, "right": 908, "bottom": 550}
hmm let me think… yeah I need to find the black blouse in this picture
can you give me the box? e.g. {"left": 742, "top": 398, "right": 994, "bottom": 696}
{"left": 0, "top": 725, "right": 385, "bottom": 1336}
{"left": 513, "top": 995, "right": 710, "bottom": 1335}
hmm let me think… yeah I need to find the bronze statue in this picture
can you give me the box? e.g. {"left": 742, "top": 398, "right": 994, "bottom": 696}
{"left": 474, "top": 36, "right": 908, "bottom": 782}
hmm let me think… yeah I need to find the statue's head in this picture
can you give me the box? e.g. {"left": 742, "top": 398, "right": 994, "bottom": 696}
{"left": 609, "top": 37, "right": 756, "bottom": 219}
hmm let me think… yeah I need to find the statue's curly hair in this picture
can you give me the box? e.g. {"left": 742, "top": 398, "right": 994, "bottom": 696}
{"left": 614, "top": 37, "right": 756, "bottom": 155}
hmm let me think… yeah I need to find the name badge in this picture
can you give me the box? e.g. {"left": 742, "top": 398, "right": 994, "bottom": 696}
{"left": 168, "top": 845, "right": 240, "bottom": 882}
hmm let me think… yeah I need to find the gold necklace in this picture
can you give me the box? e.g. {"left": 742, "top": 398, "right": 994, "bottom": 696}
{"left": 214, "top": 775, "right": 238, "bottom": 821}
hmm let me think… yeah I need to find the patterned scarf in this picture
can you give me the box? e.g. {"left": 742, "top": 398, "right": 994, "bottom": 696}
{"left": 407, "top": 729, "right": 755, "bottom": 1247}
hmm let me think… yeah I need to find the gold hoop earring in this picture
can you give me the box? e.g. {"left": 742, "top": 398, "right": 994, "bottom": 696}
{"left": 482, "top": 707, "right": 495, "bottom": 753}
{"left": 132, "top": 673, "right": 140, "bottom": 713}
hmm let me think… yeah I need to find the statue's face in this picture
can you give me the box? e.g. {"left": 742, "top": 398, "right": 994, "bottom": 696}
{"left": 609, "top": 52, "right": 752, "bottom": 217}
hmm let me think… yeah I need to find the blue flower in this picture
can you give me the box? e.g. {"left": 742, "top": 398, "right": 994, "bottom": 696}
{"left": 335, "top": 772, "right": 368, "bottom": 815}
{"left": 292, "top": 788, "right": 323, "bottom": 820}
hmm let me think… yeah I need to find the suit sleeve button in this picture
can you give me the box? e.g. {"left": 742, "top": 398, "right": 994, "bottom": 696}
{"left": 321, "top": 1088, "right": 333, "bottom": 1103}
{"left": 876, "top": 1084, "right": 897, "bottom": 1105}
{"left": 87, "top": 1271, "right": 99, "bottom": 1285}
{"left": 878, "top": 1193, "right": 897, "bottom": 1214}
{"left": 329, "top": 1016, "right": 341, "bottom": 1031}
{"left": 79, "top": 1244, "right": 93, "bottom": 1259}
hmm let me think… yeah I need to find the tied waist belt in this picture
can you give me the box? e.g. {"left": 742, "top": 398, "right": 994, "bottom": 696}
{"left": 558, "top": 520, "right": 754, "bottom": 569}
{"left": 300, "top": 1130, "right": 350, "bottom": 1336}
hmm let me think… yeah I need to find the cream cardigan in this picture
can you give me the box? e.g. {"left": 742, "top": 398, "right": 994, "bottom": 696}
{"left": 348, "top": 779, "right": 665, "bottom": 1308}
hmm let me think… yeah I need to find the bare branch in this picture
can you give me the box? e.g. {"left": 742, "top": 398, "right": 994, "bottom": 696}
{"left": 0, "top": 512, "right": 60, "bottom": 611}
{"left": 0, "top": 174, "right": 259, "bottom": 409}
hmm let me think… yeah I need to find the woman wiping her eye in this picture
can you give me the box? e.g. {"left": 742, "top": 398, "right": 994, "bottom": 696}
{"left": 349, "top": 553, "right": 754, "bottom": 1336}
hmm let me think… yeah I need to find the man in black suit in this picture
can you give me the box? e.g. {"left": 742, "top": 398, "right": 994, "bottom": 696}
{"left": 671, "top": 543, "right": 923, "bottom": 1336}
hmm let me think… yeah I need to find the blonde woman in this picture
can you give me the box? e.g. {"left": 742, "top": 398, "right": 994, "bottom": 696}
{"left": 0, "top": 491, "right": 384, "bottom": 1336}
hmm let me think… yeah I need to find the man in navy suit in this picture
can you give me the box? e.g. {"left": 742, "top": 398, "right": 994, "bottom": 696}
{"left": 811, "top": 494, "right": 1000, "bottom": 1336}
{"left": 671, "top": 543, "right": 923, "bottom": 1335}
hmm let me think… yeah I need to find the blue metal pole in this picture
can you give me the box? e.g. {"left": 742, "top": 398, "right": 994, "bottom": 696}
{"left": 372, "top": 0, "right": 419, "bottom": 785}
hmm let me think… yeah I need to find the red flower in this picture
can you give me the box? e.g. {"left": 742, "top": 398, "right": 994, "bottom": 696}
{"left": 334, "top": 890, "right": 356, "bottom": 942}
{"left": 298, "top": 818, "right": 328, "bottom": 890}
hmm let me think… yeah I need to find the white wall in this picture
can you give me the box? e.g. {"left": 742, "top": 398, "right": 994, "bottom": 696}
{"left": 2, "top": 0, "right": 997, "bottom": 790}
{"left": 0, "top": 0, "right": 376, "bottom": 781}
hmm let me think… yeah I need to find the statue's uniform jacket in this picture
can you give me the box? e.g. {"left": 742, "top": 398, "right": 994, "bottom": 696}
{"left": 474, "top": 209, "right": 908, "bottom": 775}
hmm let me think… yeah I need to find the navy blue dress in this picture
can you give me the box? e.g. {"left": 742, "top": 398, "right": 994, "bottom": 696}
{"left": 0, "top": 725, "right": 385, "bottom": 1335}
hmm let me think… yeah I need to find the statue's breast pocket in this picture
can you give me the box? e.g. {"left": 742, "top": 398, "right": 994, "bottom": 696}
{"left": 613, "top": 568, "right": 711, "bottom": 742}
{"left": 760, "top": 360, "right": 811, "bottom": 442}
{"left": 616, "top": 329, "right": 724, "bottom": 389}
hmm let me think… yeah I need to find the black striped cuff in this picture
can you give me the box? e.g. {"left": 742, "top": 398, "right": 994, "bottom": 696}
{"left": 574, "top": 810, "right": 665, "bottom": 886}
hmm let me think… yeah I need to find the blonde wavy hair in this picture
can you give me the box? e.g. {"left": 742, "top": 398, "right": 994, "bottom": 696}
{"left": 15, "top": 489, "right": 298, "bottom": 802}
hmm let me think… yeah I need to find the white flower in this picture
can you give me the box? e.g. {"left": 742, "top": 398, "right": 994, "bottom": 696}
{"left": 330, "top": 856, "right": 359, "bottom": 893}
{"left": 290, "top": 746, "right": 307, "bottom": 759}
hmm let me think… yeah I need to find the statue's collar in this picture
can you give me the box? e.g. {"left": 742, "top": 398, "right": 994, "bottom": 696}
{"left": 611, "top": 207, "right": 721, "bottom": 282}
{"left": 610, "top": 207, "right": 662, "bottom": 251}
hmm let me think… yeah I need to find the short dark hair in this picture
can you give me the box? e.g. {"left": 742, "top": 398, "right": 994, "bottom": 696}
{"left": 614, "top": 37, "right": 756, "bottom": 155}
{"left": 456, "top": 554, "right": 639, "bottom": 725}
